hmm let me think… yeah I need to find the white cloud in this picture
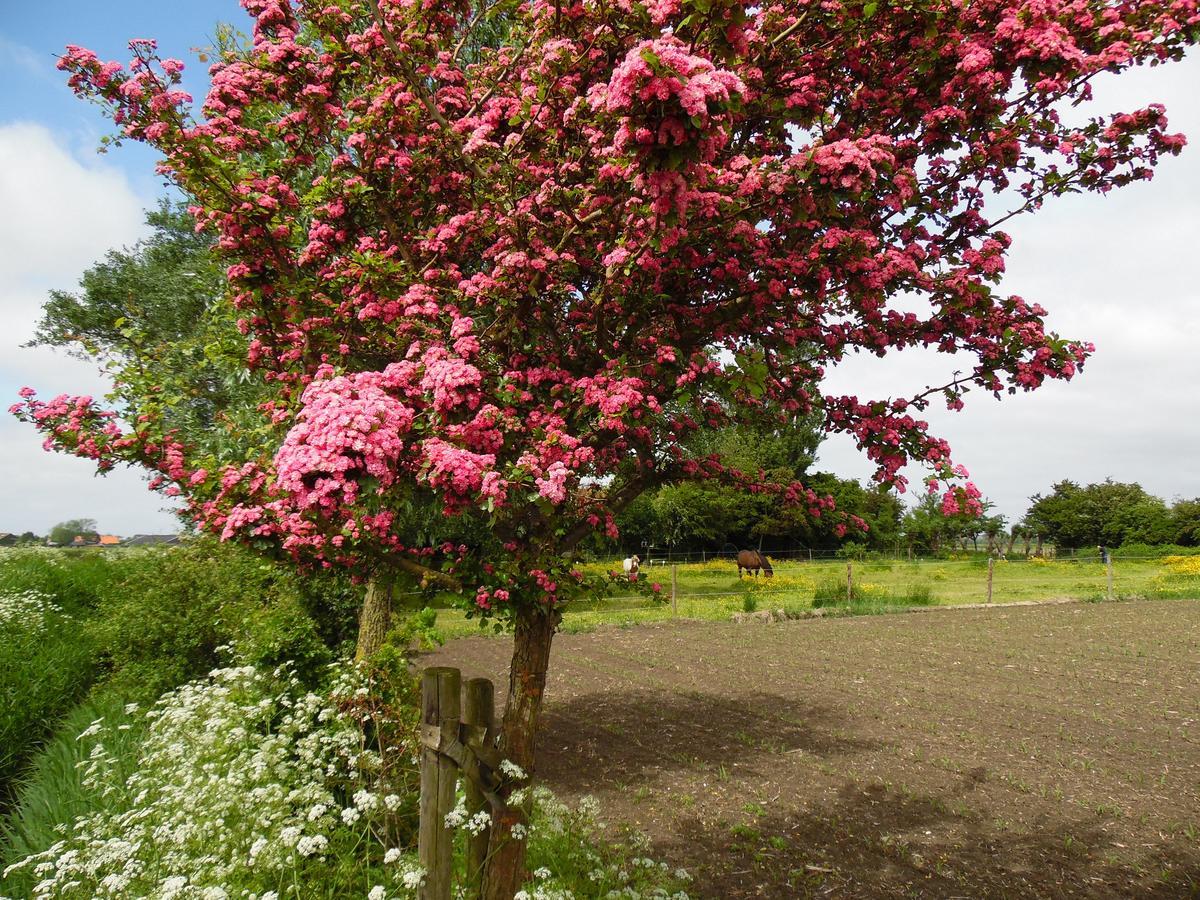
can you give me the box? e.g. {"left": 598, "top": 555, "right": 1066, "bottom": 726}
{"left": 816, "top": 54, "right": 1200, "bottom": 522}
{"left": 0, "top": 121, "right": 181, "bottom": 536}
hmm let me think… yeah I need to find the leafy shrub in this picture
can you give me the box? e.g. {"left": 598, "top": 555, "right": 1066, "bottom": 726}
{"left": 835, "top": 541, "right": 868, "bottom": 560}
{"left": 742, "top": 594, "right": 758, "bottom": 613}
{"left": 897, "top": 583, "right": 935, "bottom": 605}
{"left": 1117, "top": 543, "right": 1200, "bottom": 559}
{"left": 89, "top": 542, "right": 332, "bottom": 699}
{"left": 0, "top": 591, "right": 97, "bottom": 791}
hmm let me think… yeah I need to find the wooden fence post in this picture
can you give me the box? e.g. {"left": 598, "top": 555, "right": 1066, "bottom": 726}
{"left": 846, "top": 561, "right": 853, "bottom": 603}
{"left": 1107, "top": 556, "right": 1114, "bottom": 601}
{"left": 420, "top": 667, "right": 461, "bottom": 900}
{"left": 986, "top": 557, "right": 994, "bottom": 604}
{"left": 671, "top": 564, "right": 678, "bottom": 617}
{"left": 462, "top": 677, "right": 495, "bottom": 896}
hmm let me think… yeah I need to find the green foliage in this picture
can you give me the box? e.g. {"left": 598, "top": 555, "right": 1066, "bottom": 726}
{"left": 898, "top": 583, "right": 935, "bottom": 605}
{"left": 1024, "top": 479, "right": 1175, "bottom": 549}
{"left": 46, "top": 519, "right": 98, "bottom": 547}
{"left": 0, "top": 592, "right": 98, "bottom": 793}
{"left": 741, "top": 593, "right": 759, "bottom": 613}
{"left": 88, "top": 542, "right": 333, "bottom": 699}
{"left": 836, "top": 540, "right": 869, "bottom": 560}
{"left": 30, "top": 200, "right": 271, "bottom": 463}
{"left": 0, "top": 549, "right": 114, "bottom": 615}
{"left": 812, "top": 575, "right": 857, "bottom": 607}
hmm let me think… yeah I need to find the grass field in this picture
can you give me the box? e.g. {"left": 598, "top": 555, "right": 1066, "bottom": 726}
{"left": 430, "top": 554, "right": 1200, "bottom": 639}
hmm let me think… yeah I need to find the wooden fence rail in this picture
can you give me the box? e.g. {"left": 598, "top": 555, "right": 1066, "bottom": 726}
{"left": 419, "top": 667, "right": 500, "bottom": 900}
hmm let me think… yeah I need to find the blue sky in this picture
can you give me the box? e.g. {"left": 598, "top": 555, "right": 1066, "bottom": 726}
{"left": 0, "top": 1, "right": 243, "bottom": 535}
{"left": 0, "top": 1, "right": 242, "bottom": 193}
{"left": 0, "top": 4, "right": 1197, "bottom": 538}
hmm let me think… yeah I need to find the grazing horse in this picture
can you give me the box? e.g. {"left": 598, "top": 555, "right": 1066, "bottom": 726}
{"left": 737, "top": 549, "right": 774, "bottom": 578}
{"left": 622, "top": 555, "right": 640, "bottom": 580}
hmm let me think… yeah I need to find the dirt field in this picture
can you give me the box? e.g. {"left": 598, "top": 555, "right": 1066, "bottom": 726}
{"left": 425, "top": 600, "right": 1200, "bottom": 898}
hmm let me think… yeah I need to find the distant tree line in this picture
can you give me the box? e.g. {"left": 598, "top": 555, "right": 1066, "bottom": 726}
{"left": 1023, "top": 480, "right": 1200, "bottom": 550}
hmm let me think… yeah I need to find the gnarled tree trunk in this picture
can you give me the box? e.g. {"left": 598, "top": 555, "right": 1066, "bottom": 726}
{"left": 355, "top": 575, "right": 393, "bottom": 662}
{"left": 482, "top": 605, "right": 560, "bottom": 900}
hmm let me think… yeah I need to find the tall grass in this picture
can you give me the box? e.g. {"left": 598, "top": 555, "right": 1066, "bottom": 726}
{"left": 0, "top": 592, "right": 97, "bottom": 792}
{"left": 1, "top": 690, "right": 144, "bottom": 894}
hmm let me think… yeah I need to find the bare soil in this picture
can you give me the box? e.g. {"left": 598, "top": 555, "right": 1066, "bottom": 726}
{"left": 424, "top": 600, "right": 1200, "bottom": 898}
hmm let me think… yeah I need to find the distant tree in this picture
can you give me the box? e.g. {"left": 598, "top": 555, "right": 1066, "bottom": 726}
{"left": 1170, "top": 499, "right": 1200, "bottom": 547}
{"left": 29, "top": 201, "right": 266, "bottom": 462}
{"left": 980, "top": 513, "right": 1007, "bottom": 554}
{"left": 1024, "top": 479, "right": 1173, "bottom": 548}
{"left": 48, "top": 519, "right": 99, "bottom": 546}
{"left": 18, "top": 532, "right": 42, "bottom": 546}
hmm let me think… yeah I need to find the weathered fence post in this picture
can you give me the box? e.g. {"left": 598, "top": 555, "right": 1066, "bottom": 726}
{"left": 1107, "top": 556, "right": 1114, "bottom": 601}
{"left": 462, "top": 677, "right": 495, "bottom": 896}
{"left": 987, "top": 557, "right": 994, "bottom": 604}
{"left": 671, "top": 564, "right": 678, "bottom": 617}
{"left": 420, "top": 667, "right": 461, "bottom": 900}
{"left": 846, "top": 561, "right": 853, "bottom": 603}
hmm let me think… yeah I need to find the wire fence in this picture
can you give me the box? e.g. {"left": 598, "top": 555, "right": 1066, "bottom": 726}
{"left": 575, "top": 552, "right": 1198, "bottom": 614}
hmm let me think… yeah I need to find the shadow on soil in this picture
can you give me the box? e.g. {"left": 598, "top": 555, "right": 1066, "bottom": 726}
{"left": 662, "top": 779, "right": 1200, "bottom": 899}
{"left": 538, "top": 688, "right": 876, "bottom": 792}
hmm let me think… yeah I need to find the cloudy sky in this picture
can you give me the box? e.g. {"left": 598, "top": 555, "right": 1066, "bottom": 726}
{"left": 0, "top": 4, "right": 1196, "bottom": 537}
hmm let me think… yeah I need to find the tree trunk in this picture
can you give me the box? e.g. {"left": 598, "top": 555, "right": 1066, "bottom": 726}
{"left": 355, "top": 575, "right": 393, "bottom": 662}
{"left": 1006, "top": 531, "right": 1018, "bottom": 556}
{"left": 482, "top": 605, "right": 560, "bottom": 900}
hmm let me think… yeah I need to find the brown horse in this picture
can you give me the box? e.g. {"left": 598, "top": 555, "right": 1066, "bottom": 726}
{"left": 737, "top": 550, "right": 774, "bottom": 578}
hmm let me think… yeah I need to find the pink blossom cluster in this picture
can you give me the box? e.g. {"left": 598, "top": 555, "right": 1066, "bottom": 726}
{"left": 274, "top": 369, "right": 416, "bottom": 510}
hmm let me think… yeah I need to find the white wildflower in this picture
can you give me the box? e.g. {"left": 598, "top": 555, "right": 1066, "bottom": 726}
{"left": 401, "top": 867, "right": 425, "bottom": 889}
{"left": 353, "top": 789, "right": 379, "bottom": 811}
{"left": 342, "top": 806, "right": 362, "bottom": 825}
{"left": 368, "top": 886, "right": 386, "bottom": 900}
{"left": 466, "top": 810, "right": 492, "bottom": 835}
{"left": 499, "top": 760, "right": 527, "bottom": 781}
{"left": 296, "top": 834, "right": 327, "bottom": 857}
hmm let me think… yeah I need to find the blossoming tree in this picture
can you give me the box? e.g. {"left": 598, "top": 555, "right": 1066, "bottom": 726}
{"left": 15, "top": 0, "right": 1196, "bottom": 893}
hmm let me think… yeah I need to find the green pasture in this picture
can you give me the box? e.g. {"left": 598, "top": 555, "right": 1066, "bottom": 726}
{"left": 432, "top": 554, "right": 1200, "bottom": 638}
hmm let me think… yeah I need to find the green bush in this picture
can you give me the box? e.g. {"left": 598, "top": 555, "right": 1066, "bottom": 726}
{"left": 1114, "top": 543, "right": 1200, "bottom": 559}
{"left": 898, "top": 583, "right": 935, "bottom": 605}
{"left": 742, "top": 594, "right": 759, "bottom": 613}
{"left": 89, "top": 542, "right": 333, "bottom": 700}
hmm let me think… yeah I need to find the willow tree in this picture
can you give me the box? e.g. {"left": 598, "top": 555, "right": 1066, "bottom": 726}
{"left": 15, "top": 0, "right": 1195, "bottom": 893}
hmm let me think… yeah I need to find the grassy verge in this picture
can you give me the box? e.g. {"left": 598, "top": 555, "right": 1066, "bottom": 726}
{"left": 428, "top": 555, "right": 1200, "bottom": 641}
{"left": 0, "top": 593, "right": 97, "bottom": 792}
{"left": 1, "top": 690, "right": 145, "bottom": 894}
